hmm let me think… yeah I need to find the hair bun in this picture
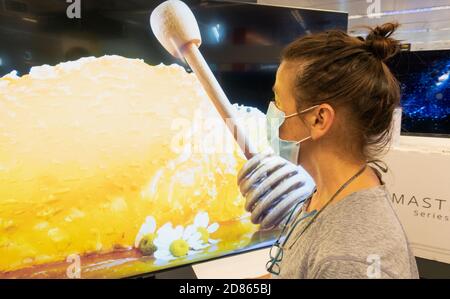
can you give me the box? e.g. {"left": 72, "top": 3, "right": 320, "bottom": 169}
{"left": 364, "top": 22, "right": 400, "bottom": 61}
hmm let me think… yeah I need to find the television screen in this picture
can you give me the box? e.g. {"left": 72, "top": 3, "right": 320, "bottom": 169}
{"left": 0, "top": 0, "right": 347, "bottom": 278}
{"left": 387, "top": 50, "right": 450, "bottom": 137}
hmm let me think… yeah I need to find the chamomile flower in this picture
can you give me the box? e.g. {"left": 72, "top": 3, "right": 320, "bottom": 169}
{"left": 190, "top": 212, "right": 220, "bottom": 245}
{"left": 134, "top": 216, "right": 157, "bottom": 251}
{"left": 153, "top": 222, "right": 205, "bottom": 261}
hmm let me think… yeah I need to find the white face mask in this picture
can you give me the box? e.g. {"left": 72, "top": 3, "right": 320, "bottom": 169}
{"left": 266, "top": 101, "right": 319, "bottom": 164}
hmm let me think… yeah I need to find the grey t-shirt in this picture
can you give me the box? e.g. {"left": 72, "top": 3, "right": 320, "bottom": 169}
{"left": 273, "top": 184, "right": 419, "bottom": 279}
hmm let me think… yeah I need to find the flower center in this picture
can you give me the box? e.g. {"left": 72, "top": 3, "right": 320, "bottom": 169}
{"left": 169, "top": 239, "right": 189, "bottom": 257}
{"left": 197, "top": 227, "right": 209, "bottom": 243}
{"left": 138, "top": 233, "right": 157, "bottom": 255}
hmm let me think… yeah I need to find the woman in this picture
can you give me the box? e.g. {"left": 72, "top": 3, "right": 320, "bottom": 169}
{"left": 238, "top": 23, "right": 419, "bottom": 279}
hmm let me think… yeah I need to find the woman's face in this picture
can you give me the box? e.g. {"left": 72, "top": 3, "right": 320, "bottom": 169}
{"left": 273, "top": 61, "right": 312, "bottom": 143}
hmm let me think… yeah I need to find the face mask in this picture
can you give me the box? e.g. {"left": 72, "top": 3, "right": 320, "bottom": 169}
{"left": 266, "top": 101, "right": 319, "bottom": 164}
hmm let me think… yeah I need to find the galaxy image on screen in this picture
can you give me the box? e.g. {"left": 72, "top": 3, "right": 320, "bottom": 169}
{"left": 388, "top": 50, "right": 450, "bottom": 136}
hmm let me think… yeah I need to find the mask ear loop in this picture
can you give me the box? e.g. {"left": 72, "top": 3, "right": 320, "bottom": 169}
{"left": 299, "top": 104, "right": 320, "bottom": 114}
{"left": 294, "top": 135, "right": 312, "bottom": 145}
{"left": 288, "top": 105, "right": 320, "bottom": 145}
{"left": 285, "top": 104, "right": 320, "bottom": 120}
{"left": 285, "top": 112, "right": 299, "bottom": 119}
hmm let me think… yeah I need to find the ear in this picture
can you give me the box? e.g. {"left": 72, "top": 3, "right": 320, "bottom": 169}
{"left": 307, "top": 103, "right": 335, "bottom": 140}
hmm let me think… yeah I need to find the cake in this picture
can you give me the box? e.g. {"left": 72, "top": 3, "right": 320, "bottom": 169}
{"left": 0, "top": 55, "right": 269, "bottom": 275}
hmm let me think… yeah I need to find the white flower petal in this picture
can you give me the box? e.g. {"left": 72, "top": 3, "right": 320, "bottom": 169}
{"left": 154, "top": 248, "right": 170, "bottom": 256}
{"left": 191, "top": 242, "right": 209, "bottom": 250}
{"left": 145, "top": 216, "right": 156, "bottom": 232}
{"left": 186, "top": 254, "right": 197, "bottom": 261}
{"left": 207, "top": 222, "right": 219, "bottom": 233}
{"left": 194, "top": 212, "right": 209, "bottom": 228}
{"left": 134, "top": 216, "right": 157, "bottom": 248}
{"left": 154, "top": 259, "right": 169, "bottom": 266}
{"left": 153, "top": 236, "right": 171, "bottom": 249}
{"left": 187, "top": 232, "right": 201, "bottom": 244}
{"left": 208, "top": 245, "right": 219, "bottom": 252}
{"left": 154, "top": 223, "right": 178, "bottom": 248}
{"left": 208, "top": 238, "right": 220, "bottom": 244}
{"left": 161, "top": 227, "right": 179, "bottom": 243}
{"left": 187, "top": 250, "right": 200, "bottom": 256}
{"left": 157, "top": 222, "right": 173, "bottom": 235}
{"left": 188, "top": 239, "right": 201, "bottom": 248}
{"left": 183, "top": 224, "right": 196, "bottom": 239}
{"left": 173, "top": 225, "right": 184, "bottom": 239}
{"left": 154, "top": 249, "right": 174, "bottom": 261}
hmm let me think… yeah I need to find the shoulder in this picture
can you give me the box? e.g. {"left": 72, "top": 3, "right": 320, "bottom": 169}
{"left": 307, "top": 185, "right": 417, "bottom": 278}
{"left": 315, "top": 185, "right": 404, "bottom": 242}
{"left": 310, "top": 256, "right": 398, "bottom": 278}
{"left": 317, "top": 185, "right": 404, "bottom": 238}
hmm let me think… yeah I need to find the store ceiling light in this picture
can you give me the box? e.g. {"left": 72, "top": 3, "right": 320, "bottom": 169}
{"left": 349, "top": 5, "right": 450, "bottom": 19}
{"left": 22, "top": 17, "right": 38, "bottom": 23}
{"left": 350, "top": 27, "right": 450, "bottom": 37}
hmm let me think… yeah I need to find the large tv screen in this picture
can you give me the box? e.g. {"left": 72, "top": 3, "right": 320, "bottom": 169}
{"left": 387, "top": 50, "right": 450, "bottom": 137}
{"left": 0, "top": 0, "right": 347, "bottom": 278}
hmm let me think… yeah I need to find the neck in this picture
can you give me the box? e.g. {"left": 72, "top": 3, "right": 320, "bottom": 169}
{"left": 303, "top": 152, "right": 379, "bottom": 212}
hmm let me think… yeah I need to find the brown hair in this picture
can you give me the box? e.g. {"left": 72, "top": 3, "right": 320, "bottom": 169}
{"left": 281, "top": 22, "right": 401, "bottom": 161}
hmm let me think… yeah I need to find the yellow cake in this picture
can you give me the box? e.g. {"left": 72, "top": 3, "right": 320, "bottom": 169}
{"left": 0, "top": 55, "right": 268, "bottom": 273}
